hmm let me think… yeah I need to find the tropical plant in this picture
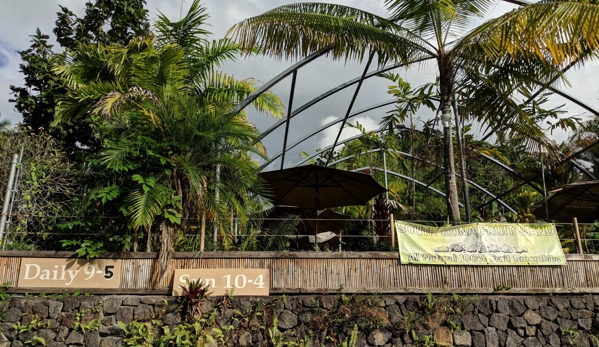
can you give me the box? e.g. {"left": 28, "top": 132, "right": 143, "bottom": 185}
{"left": 228, "top": 0, "right": 599, "bottom": 222}
{"left": 54, "top": 1, "right": 283, "bottom": 282}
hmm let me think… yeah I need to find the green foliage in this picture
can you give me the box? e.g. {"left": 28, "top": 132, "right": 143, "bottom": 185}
{"left": 180, "top": 279, "right": 212, "bottom": 322}
{"left": 61, "top": 239, "right": 106, "bottom": 259}
{"left": 119, "top": 321, "right": 155, "bottom": 347}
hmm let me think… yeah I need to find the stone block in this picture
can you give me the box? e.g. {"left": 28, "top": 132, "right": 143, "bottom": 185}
{"left": 484, "top": 327, "right": 499, "bottom": 347}
{"left": 489, "top": 313, "right": 509, "bottom": 331}
{"left": 522, "top": 310, "right": 542, "bottom": 325}
{"left": 277, "top": 310, "right": 298, "bottom": 330}
{"left": 453, "top": 330, "right": 471, "bottom": 347}
{"left": 367, "top": 328, "right": 392, "bottom": 346}
{"left": 433, "top": 327, "right": 452, "bottom": 346}
{"left": 102, "top": 298, "right": 121, "bottom": 315}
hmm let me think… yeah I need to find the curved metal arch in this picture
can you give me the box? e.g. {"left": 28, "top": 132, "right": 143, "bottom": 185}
{"left": 332, "top": 148, "right": 517, "bottom": 213}
{"left": 254, "top": 57, "right": 435, "bottom": 144}
{"left": 352, "top": 166, "right": 464, "bottom": 208}
{"left": 293, "top": 126, "right": 552, "bottom": 196}
{"left": 256, "top": 100, "right": 397, "bottom": 171}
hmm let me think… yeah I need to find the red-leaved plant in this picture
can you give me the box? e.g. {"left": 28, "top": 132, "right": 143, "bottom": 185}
{"left": 180, "top": 278, "right": 212, "bottom": 322}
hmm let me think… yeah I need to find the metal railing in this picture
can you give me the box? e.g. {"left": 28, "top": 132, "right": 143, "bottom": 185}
{"left": 0, "top": 214, "right": 596, "bottom": 254}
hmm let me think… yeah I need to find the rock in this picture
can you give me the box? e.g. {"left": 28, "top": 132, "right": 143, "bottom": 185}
{"left": 453, "top": 330, "right": 471, "bottom": 347}
{"left": 538, "top": 306, "right": 558, "bottom": 321}
{"left": 65, "top": 331, "right": 85, "bottom": 345}
{"left": 510, "top": 299, "right": 527, "bottom": 316}
{"left": 390, "top": 337, "right": 403, "bottom": 347}
{"left": 99, "top": 337, "right": 122, "bottom": 347}
{"left": 60, "top": 312, "right": 77, "bottom": 329}
{"left": 551, "top": 298, "right": 570, "bottom": 311}
{"left": 524, "top": 298, "right": 540, "bottom": 310}
{"left": 47, "top": 342, "right": 66, "bottom": 347}
{"left": 37, "top": 329, "right": 57, "bottom": 343}
{"left": 525, "top": 326, "right": 536, "bottom": 336}
{"left": 484, "top": 327, "right": 499, "bottom": 347}
{"left": 463, "top": 313, "right": 485, "bottom": 331}
{"left": 115, "top": 307, "right": 134, "bottom": 325}
{"left": 578, "top": 309, "right": 594, "bottom": 319}
{"left": 48, "top": 301, "right": 63, "bottom": 319}
{"left": 302, "top": 297, "right": 319, "bottom": 308}
{"left": 557, "top": 317, "right": 577, "bottom": 332}
{"left": 580, "top": 318, "right": 593, "bottom": 331}
{"left": 31, "top": 302, "right": 48, "bottom": 318}
{"left": 540, "top": 320, "right": 558, "bottom": 335}
{"left": 162, "top": 313, "right": 180, "bottom": 326}
{"left": 426, "top": 312, "right": 445, "bottom": 329}
{"left": 140, "top": 297, "right": 157, "bottom": 305}
{"left": 367, "top": 329, "right": 392, "bottom": 346}
{"left": 472, "top": 332, "right": 485, "bottom": 347}
{"left": 0, "top": 324, "right": 16, "bottom": 340}
{"left": 10, "top": 341, "right": 22, "bottom": 347}
{"left": 85, "top": 331, "right": 101, "bottom": 347}
{"left": 505, "top": 329, "right": 522, "bottom": 347}
{"left": 497, "top": 299, "right": 510, "bottom": 315}
{"left": 548, "top": 333, "right": 560, "bottom": 347}
{"left": 102, "top": 298, "right": 121, "bottom": 315}
{"left": 321, "top": 296, "right": 335, "bottom": 310}
{"left": 476, "top": 298, "right": 493, "bottom": 316}
{"left": 122, "top": 297, "right": 140, "bottom": 306}
{"left": 523, "top": 337, "right": 542, "bottom": 347}
{"left": 489, "top": 313, "right": 509, "bottom": 331}
{"left": 478, "top": 314, "right": 489, "bottom": 327}
{"left": 3, "top": 309, "right": 22, "bottom": 323}
{"left": 235, "top": 298, "right": 252, "bottom": 314}
{"left": 510, "top": 316, "right": 526, "bottom": 328}
{"left": 277, "top": 310, "right": 298, "bottom": 330}
{"left": 571, "top": 298, "right": 586, "bottom": 309}
{"left": 523, "top": 310, "right": 542, "bottom": 325}
{"left": 133, "top": 304, "right": 153, "bottom": 321}
{"left": 56, "top": 326, "right": 69, "bottom": 340}
{"left": 99, "top": 324, "right": 122, "bottom": 337}
{"left": 387, "top": 305, "right": 402, "bottom": 325}
{"left": 61, "top": 297, "right": 79, "bottom": 312}
{"left": 238, "top": 331, "right": 252, "bottom": 347}
{"left": 101, "top": 316, "right": 116, "bottom": 326}
{"left": 434, "top": 327, "right": 452, "bottom": 346}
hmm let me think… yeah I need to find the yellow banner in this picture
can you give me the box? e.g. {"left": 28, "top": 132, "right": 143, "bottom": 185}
{"left": 396, "top": 222, "right": 566, "bottom": 265}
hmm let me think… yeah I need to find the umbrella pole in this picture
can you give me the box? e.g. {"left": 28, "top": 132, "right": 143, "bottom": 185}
{"left": 573, "top": 217, "right": 584, "bottom": 254}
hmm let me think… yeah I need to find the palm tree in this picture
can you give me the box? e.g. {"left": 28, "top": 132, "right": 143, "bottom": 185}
{"left": 229, "top": 0, "right": 599, "bottom": 222}
{"left": 55, "top": 1, "right": 283, "bottom": 284}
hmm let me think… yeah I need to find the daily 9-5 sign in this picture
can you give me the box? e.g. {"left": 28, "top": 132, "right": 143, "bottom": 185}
{"left": 17, "top": 258, "right": 122, "bottom": 288}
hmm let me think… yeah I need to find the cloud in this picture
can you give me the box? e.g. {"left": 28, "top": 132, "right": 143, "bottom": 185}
{"left": 1, "top": 0, "right": 598, "bottom": 170}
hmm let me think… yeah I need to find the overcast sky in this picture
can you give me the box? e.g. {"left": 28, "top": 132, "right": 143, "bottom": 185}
{"left": 1, "top": 0, "right": 598, "bottom": 170}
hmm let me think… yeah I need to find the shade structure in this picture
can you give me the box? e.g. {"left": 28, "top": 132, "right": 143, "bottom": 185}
{"left": 259, "top": 165, "right": 387, "bottom": 210}
{"left": 532, "top": 180, "right": 599, "bottom": 223}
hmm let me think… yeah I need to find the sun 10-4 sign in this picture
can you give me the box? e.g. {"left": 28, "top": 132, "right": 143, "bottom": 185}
{"left": 17, "top": 258, "right": 122, "bottom": 288}
{"left": 172, "top": 269, "right": 269, "bottom": 296}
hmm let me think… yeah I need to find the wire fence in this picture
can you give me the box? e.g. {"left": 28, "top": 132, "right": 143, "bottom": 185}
{"left": 0, "top": 215, "right": 597, "bottom": 254}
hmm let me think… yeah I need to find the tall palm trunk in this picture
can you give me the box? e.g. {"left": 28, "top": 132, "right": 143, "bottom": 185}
{"left": 439, "top": 56, "right": 460, "bottom": 223}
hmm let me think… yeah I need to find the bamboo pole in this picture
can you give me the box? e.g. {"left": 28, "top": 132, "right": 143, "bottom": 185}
{"left": 573, "top": 217, "right": 584, "bottom": 255}
{"left": 390, "top": 214, "right": 395, "bottom": 248}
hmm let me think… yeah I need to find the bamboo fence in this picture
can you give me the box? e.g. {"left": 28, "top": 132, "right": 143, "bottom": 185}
{"left": 2, "top": 251, "right": 598, "bottom": 294}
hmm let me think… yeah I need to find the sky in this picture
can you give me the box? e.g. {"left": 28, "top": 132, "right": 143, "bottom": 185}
{"left": 1, "top": 0, "right": 598, "bottom": 170}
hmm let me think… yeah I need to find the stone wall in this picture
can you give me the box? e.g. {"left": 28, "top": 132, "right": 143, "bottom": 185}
{"left": 0, "top": 294, "right": 598, "bottom": 347}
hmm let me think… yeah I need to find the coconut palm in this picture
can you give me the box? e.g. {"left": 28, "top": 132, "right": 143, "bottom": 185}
{"left": 229, "top": 0, "right": 599, "bottom": 222}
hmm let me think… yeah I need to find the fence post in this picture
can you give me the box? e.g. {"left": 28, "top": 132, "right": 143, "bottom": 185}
{"left": 390, "top": 214, "right": 395, "bottom": 248}
{"left": 573, "top": 217, "right": 584, "bottom": 255}
{"left": 0, "top": 154, "right": 19, "bottom": 244}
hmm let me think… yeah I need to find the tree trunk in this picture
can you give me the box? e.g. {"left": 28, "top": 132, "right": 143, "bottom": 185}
{"left": 442, "top": 105, "right": 461, "bottom": 223}
{"left": 150, "top": 220, "right": 174, "bottom": 288}
{"left": 200, "top": 210, "right": 206, "bottom": 252}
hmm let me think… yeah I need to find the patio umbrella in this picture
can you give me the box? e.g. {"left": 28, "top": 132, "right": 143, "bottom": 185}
{"left": 532, "top": 180, "right": 599, "bottom": 223}
{"left": 260, "top": 165, "right": 385, "bottom": 247}
{"left": 259, "top": 165, "right": 387, "bottom": 210}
